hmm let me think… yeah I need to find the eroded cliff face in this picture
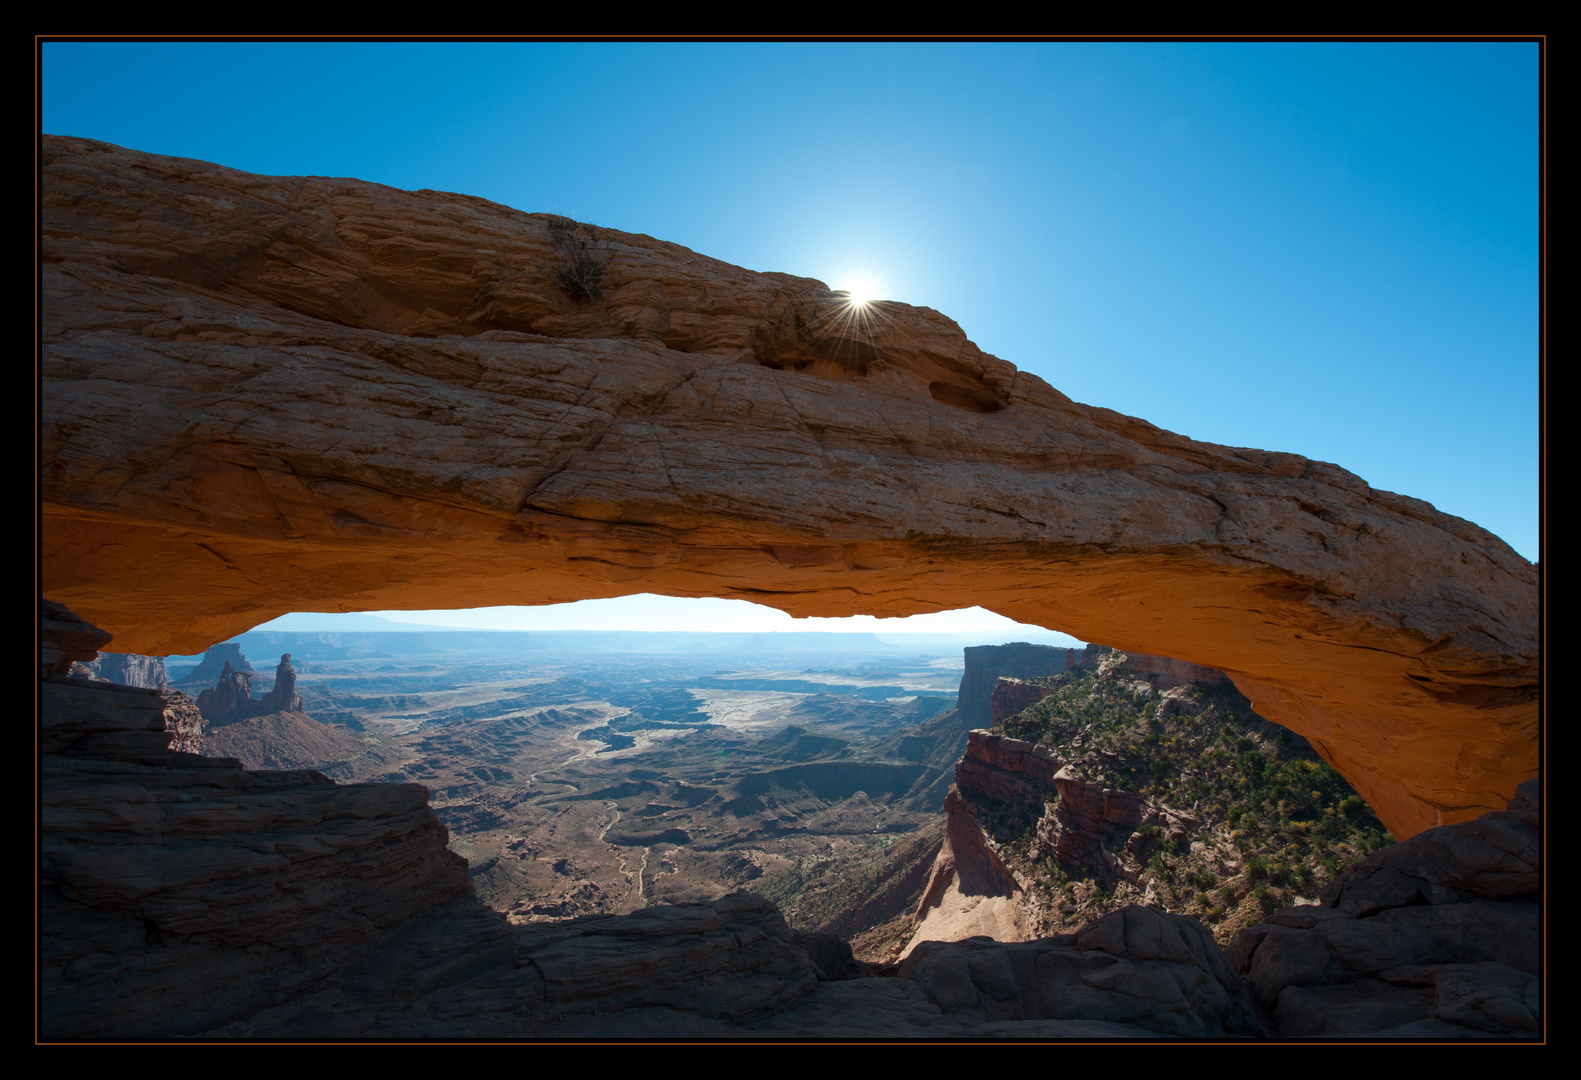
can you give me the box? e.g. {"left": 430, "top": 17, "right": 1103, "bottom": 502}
{"left": 40, "top": 136, "right": 1538, "bottom": 837}
{"left": 988, "top": 644, "right": 1229, "bottom": 725}
{"left": 71, "top": 652, "right": 168, "bottom": 691}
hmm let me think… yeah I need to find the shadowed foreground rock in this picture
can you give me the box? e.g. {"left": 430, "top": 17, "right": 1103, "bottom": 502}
{"left": 898, "top": 908, "right": 1260, "bottom": 1037}
{"left": 1226, "top": 780, "right": 1540, "bottom": 1038}
{"left": 41, "top": 664, "right": 472, "bottom": 1037}
{"left": 41, "top": 659, "right": 1252, "bottom": 1039}
{"left": 40, "top": 136, "right": 1537, "bottom": 838}
{"left": 199, "top": 895, "right": 1261, "bottom": 1039}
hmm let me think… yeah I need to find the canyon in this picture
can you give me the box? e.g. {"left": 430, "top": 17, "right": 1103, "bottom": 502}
{"left": 38, "top": 137, "right": 1539, "bottom": 1039}
{"left": 41, "top": 612, "right": 1539, "bottom": 1038}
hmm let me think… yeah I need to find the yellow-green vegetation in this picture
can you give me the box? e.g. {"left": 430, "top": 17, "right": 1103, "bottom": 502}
{"left": 993, "top": 656, "right": 1395, "bottom": 943}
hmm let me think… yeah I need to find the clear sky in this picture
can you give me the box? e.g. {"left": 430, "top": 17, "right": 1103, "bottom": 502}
{"left": 41, "top": 40, "right": 1540, "bottom": 636}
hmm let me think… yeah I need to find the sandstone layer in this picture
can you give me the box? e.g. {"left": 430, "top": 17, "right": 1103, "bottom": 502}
{"left": 1039, "top": 767, "right": 1150, "bottom": 878}
{"left": 40, "top": 137, "right": 1538, "bottom": 837}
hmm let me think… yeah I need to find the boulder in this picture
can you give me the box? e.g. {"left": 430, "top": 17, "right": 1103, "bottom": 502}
{"left": 1226, "top": 780, "right": 1540, "bottom": 1038}
{"left": 898, "top": 906, "right": 1261, "bottom": 1037}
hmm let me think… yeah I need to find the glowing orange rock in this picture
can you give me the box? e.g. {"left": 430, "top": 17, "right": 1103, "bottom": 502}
{"left": 40, "top": 137, "right": 1538, "bottom": 838}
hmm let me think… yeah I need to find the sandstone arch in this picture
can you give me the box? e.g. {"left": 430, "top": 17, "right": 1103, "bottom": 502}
{"left": 40, "top": 136, "right": 1538, "bottom": 840}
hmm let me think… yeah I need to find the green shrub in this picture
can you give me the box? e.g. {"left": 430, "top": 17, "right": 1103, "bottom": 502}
{"left": 1338, "top": 795, "right": 1368, "bottom": 822}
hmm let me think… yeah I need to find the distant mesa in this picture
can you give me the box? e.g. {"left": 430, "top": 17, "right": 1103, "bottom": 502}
{"left": 175, "top": 643, "right": 253, "bottom": 688}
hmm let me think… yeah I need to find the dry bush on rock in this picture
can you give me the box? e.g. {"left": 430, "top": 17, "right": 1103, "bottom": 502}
{"left": 545, "top": 216, "right": 610, "bottom": 303}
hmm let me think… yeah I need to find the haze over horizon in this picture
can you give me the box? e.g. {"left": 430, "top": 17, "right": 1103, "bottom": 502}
{"left": 248, "top": 597, "right": 1089, "bottom": 646}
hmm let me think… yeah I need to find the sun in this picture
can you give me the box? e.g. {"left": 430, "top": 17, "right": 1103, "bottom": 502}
{"left": 839, "top": 274, "right": 882, "bottom": 309}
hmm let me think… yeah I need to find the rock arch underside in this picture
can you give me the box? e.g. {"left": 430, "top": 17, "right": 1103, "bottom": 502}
{"left": 41, "top": 136, "right": 1538, "bottom": 841}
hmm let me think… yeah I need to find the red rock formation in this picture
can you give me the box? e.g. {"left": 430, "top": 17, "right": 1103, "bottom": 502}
{"left": 990, "top": 678, "right": 1055, "bottom": 725}
{"left": 954, "top": 728, "right": 1064, "bottom": 805}
{"left": 194, "top": 652, "right": 304, "bottom": 723}
{"left": 161, "top": 689, "right": 206, "bottom": 753}
{"left": 259, "top": 653, "right": 304, "bottom": 713}
{"left": 957, "top": 645, "right": 1069, "bottom": 729}
{"left": 1037, "top": 767, "right": 1149, "bottom": 881}
{"left": 194, "top": 660, "right": 254, "bottom": 722}
{"left": 40, "top": 137, "right": 1538, "bottom": 838}
{"left": 950, "top": 728, "right": 1147, "bottom": 886}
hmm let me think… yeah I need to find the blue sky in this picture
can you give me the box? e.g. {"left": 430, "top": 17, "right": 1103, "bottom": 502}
{"left": 42, "top": 41, "right": 1540, "bottom": 636}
